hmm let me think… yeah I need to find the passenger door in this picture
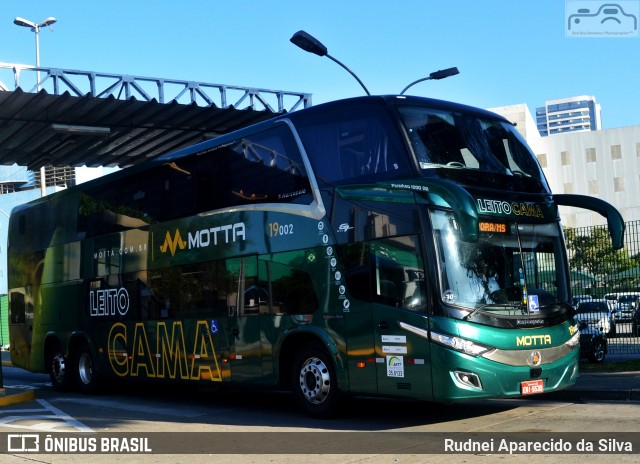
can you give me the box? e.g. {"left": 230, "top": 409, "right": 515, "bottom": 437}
{"left": 373, "top": 305, "right": 433, "bottom": 400}
{"left": 369, "top": 238, "right": 434, "bottom": 400}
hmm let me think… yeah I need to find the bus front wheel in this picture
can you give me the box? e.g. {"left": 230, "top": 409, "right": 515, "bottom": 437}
{"left": 291, "top": 343, "right": 341, "bottom": 418}
{"left": 75, "top": 342, "right": 98, "bottom": 394}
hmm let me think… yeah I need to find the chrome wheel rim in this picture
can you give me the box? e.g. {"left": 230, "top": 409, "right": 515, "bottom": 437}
{"left": 298, "top": 356, "right": 331, "bottom": 404}
{"left": 78, "top": 352, "right": 93, "bottom": 385}
{"left": 51, "top": 353, "right": 66, "bottom": 385}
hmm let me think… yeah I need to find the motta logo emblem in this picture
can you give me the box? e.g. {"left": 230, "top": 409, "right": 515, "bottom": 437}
{"left": 159, "top": 229, "right": 187, "bottom": 256}
{"left": 159, "top": 223, "right": 247, "bottom": 257}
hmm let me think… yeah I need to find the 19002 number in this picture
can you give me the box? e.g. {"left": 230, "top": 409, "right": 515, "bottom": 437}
{"left": 268, "top": 222, "right": 294, "bottom": 237}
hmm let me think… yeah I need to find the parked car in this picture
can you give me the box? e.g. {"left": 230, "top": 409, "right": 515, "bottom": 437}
{"left": 603, "top": 292, "right": 620, "bottom": 316}
{"left": 603, "top": 292, "right": 640, "bottom": 321}
{"left": 579, "top": 321, "right": 607, "bottom": 363}
{"left": 575, "top": 300, "right": 616, "bottom": 337}
{"left": 571, "top": 295, "right": 592, "bottom": 309}
{"left": 632, "top": 303, "right": 640, "bottom": 337}
{"left": 614, "top": 293, "right": 640, "bottom": 321}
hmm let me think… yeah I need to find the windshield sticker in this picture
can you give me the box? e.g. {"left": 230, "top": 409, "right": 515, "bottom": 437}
{"left": 386, "top": 356, "right": 404, "bottom": 378}
{"left": 443, "top": 290, "right": 456, "bottom": 304}
{"left": 382, "top": 335, "right": 407, "bottom": 343}
{"left": 382, "top": 345, "right": 408, "bottom": 354}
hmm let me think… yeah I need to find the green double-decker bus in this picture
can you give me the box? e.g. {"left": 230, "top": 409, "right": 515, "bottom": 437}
{"left": 7, "top": 95, "right": 624, "bottom": 417}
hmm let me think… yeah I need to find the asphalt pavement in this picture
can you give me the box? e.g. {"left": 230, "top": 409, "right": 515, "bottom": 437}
{"left": 543, "top": 354, "right": 640, "bottom": 402}
{"left": 2, "top": 351, "right": 640, "bottom": 406}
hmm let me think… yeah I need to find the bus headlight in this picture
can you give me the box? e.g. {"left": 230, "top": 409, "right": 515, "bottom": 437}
{"left": 430, "top": 331, "right": 494, "bottom": 357}
{"left": 565, "top": 327, "right": 580, "bottom": 349}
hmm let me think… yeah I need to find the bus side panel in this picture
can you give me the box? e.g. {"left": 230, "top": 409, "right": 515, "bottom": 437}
{"left": 7, "top": 287, "right": 34, "bottom": 371}
{"left": 100, "top": 318, "right": 231, "bottom": 384}
{"left": 40, "top": 282, "right": 83, "bottom": 326}
{"left": 344, "top": 311, "right": 378, "bottom": 394}
{"left": 7, "top": 246, "right": 46, "bottom": 372}
{"left": 373, "top": 305, "right": 433, "bottom": 401}
{"left": 7, "top": 281, "right": 80, "bottom": 376}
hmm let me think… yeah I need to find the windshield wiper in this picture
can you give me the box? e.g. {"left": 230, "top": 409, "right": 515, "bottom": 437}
{"left": 465, "top": 302, "right": 528, "bottom": 320}
{"left": 464, "top": 305, "right": 489, "bottom": 321}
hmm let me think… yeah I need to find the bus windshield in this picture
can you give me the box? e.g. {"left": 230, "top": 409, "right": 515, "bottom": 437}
{"left": 397, "top": 105, "right": 548, "bottom": 186}
{"left": 431, "top": 210, "right": 570, "bottom": 320}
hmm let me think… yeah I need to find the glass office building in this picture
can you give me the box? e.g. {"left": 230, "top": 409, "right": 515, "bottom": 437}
{"left": 536, "top": 96, "right": 601, "bottom": 137}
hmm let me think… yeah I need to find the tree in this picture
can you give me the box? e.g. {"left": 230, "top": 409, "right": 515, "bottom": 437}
{"left": 564, "top": 226, "right": 633, "bottom": 286}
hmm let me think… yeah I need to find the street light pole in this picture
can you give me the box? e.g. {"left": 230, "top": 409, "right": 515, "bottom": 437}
{"left": 13, "top": 16, "right": 57, "bottom": 197}
{"left": 290, "top": 30, "right": 371, "bottom": 96}
{"left": 400, "top": 67, "right": 460, "bottom": 95}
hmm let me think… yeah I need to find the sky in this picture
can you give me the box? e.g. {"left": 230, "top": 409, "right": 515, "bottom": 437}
{"left": 1, "top": 0, "right": 639, "bottom": 130}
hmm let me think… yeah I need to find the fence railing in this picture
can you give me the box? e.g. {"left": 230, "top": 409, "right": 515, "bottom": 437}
{"left": 567, "top": 220, "right": 640, "bottom": 356}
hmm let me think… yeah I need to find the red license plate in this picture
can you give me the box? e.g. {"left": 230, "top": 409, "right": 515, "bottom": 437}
{"left": 521, "top": 379, "right": 544, "bottom": 395}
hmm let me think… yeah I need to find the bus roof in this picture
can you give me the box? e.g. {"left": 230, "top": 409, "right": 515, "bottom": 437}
{"left": 9, "top": 95, "right": 513, "bottom": 215}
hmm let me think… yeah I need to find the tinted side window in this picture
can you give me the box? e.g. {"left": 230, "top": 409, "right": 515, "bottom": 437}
{"left": 79, "top": 124, "right": 313, "bottom": 237}
{"left": 190, "top": 124, "right": 313, "bottom": 212}
{"left": 295, "top": 105, "right": 410, "bottom": 185}
{"left": 105, "top": 259, "right": 255, "bottom": 321}
{"left": 222, "top": 124, "right": 312, "bottom": 208}
{"left": 339, "top": 236, "right": 426, "bottom": 311}
{"left": 258, "top": 251, "right": 319, "bottom": 315}
{"left": 89, "top": 252, "right": 320, "bottom": 321}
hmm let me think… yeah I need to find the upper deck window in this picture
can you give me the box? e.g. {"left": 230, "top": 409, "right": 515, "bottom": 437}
{"left": 78, "top": 124, "right": 313, "bottom": 237}
{"left": 397, "top": 106, "right": 548, "bottom": 185}
{"left": 295, "top": 105, "right": 410, "bottom": 185}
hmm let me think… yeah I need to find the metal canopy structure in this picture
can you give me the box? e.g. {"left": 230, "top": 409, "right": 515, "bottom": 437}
{"left": 0, "top": 63, "right": 312, "bottom": 170}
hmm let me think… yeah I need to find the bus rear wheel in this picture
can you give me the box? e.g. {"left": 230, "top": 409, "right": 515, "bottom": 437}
{"left": 48, "top": 347, "right": 72, "bottom": 391}
{"left": 291, "top": 343, "right": 341, "bottom": 418}
{"left": 75, "top": 342, "right": 98, "bottom": 394}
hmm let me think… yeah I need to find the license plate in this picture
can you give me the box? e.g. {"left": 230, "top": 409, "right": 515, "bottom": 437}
{"left": 521, "top": 379, "right": 544, "bottom": 395}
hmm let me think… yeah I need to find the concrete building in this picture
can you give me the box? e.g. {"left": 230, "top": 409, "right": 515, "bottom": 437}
{"left": 535, "top": 125, "right": 640, "bottom": 227}
{"left": 490, "top": 103, "right": 640, "bottom": 228}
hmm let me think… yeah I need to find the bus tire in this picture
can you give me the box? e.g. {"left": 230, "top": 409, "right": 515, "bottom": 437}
{"left": 291, "top": 343, "right": 341, "bottom": 418}
{"left": 48, "top": 345, "right": 73, "bottom": 391}
{"left": 75, "top": 342, "right": 98, "bottom": 394}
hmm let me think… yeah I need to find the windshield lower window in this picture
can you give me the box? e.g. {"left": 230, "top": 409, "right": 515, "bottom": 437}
{"left": 430, "top": 210, "right": 570, "bottom": 322}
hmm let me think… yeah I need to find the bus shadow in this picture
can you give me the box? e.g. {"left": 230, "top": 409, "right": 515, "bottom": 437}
{"left": 87, "top": 380, "right": 524, "bottom": 431}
